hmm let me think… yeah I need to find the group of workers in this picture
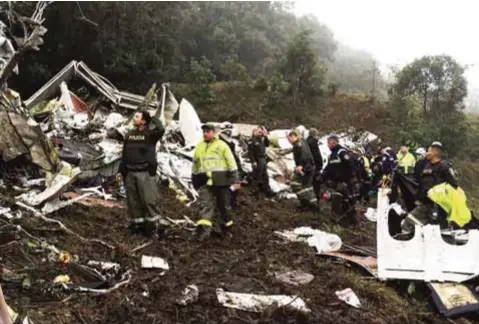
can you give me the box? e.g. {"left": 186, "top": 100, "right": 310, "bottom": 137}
{"left": 119, "top": 111, "right": 468, "bottom": 241}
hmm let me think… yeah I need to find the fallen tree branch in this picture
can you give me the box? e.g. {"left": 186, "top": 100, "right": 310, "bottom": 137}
{"left": 16, "top": 201, "right": 115, "bottom": 250}
{"left": 75, "top": 270, "right": 132, "bottom": 294}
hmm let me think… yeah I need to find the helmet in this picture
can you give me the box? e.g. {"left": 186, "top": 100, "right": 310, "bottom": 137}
{"left": 415, "top": 147, "right": 426, "bottom": 156}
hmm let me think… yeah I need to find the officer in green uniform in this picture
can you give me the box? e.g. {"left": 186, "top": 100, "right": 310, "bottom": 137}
{"left": 192, "top": 123, "right": 241, "bottom": 241}
{"left": 119, "top": 111, "right": 166, "bottom": 238}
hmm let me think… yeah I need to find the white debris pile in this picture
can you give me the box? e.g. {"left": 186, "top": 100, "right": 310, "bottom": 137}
{"left": 275, "top": 227, "right": 342, "bottom": 254}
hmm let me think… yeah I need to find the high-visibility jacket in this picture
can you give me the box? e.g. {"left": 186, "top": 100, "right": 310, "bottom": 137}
{"left": 397, "top": 152, "right": 416, "bottom": 174}
{"left": 361, "top": 156, "right": 372, "bottom": 178}
{"left": 427, "top": 183, "right": 471, "bottom": 227}
{"left": 192, "top": 137, "right": 238, "bottom": 187}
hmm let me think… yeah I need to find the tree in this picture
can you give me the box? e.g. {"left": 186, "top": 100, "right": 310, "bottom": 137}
{"left": 391, "top": 55, "right": 468, "bottom": 114}
{"left": 389, "top": 55, "right": 469, "bottom": 156}
{"left": 219, "top": 56, "right": 251, "bottom": 83}
{"left": 283, "top": 29, "right": 325, "bottom": 106}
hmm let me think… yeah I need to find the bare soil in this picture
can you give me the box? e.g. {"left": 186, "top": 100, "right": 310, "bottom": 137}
{"left": 0, "top": 187, "right": 452, "bottom": 324}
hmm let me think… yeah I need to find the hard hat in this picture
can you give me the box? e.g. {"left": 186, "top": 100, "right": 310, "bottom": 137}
{"left": 415, "top": 147, "right": 426, "bottom": 156}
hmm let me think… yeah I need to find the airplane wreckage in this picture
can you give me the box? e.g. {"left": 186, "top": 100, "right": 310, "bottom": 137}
{"left": 0, "top": 61, "right": 478, "bottom": 319}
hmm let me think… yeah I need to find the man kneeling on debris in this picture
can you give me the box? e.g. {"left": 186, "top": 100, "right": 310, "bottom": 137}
{"left": 192, "top": 123, "right": 241, "bottom": 241}
{"left": 287, "top": 130, "right": 317, "bottom": 210}
{"left": 401, "top": 142, "right": 472, "bottom": 233}
{"left": 119, "top": 111, "right": 166, "bottom": 238}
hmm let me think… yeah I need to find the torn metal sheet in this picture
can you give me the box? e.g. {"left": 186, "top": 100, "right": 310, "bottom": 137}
{"left": 4, "top": 111, "right": 57, "bottom": 171}
{"left": 429, "top": 282, "right": 479, "bottom": 317}
{"left": 376, "top": 188, "right": 479, "bottom": 282}
{"left": 141, "top": 255, "right": 169, "bottom": 270}
{"left": 320, "top": 251, "right": 378, "bottom": 277}
{"left": 63, "top": 192, "right": 125, "bottom": 209}
{"left": 17, "top": 164, "right": 81, "bottom": 206}
{"left": 216, "top": 288, "right": 310, "bottom": 313}
{"left": 41, "top": 193, "right": 93, "bottom": 214}
{"left": 178, "top": 99, "right": 202, "bottom": 146}
{"left": 25, "top": 61, "right": 159, "bottom": 111}
{"left": 335, "top": 288, "right": 361, "bottom": 308}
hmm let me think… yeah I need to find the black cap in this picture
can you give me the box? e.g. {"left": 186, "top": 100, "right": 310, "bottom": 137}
{"left": 328, "top": 134, "right": 339, "bottom": 142}
{"left": 201, "top": 123, "right": 216, "bottom": 131}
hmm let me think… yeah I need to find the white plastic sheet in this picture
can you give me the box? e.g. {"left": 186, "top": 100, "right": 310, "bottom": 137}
{"left": 275, "top": 227, "right": 342, "bottom": 254}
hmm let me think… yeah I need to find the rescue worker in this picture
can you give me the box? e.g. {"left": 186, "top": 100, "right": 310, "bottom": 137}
{"left": 119, "top": 111, "right": 166, "bottom": 238}
{"left": 321, "top": 135, "right": 358, "bottom": 186}
{"left": 287, "top": 130, "right": 317, "bottom": 208}
{"left": 219, "top": 123, "right": 244, "bottom": 207}
{"left": 380, "top": 146, "right": 397, "bottom": 176}
{"left": 401, "top": 142, "right": 458, "bottom": 233}
{"left": 414, "top": 147, "right": 427, "bottom": 183}
{"left": 192, "top": 123, "right": 240, "bottom": 241}
{"left": 397, "top": 145, "right": 416, "bottom": 175}
{"left": 306, "top": 128, "right": 323, "bottom": 207}
{"left": 248, "top": 126, "right": 275, "bottom": 197}
{"left": 321, "top": 135, "right": 360, "bottom": 221}
{"left": 354, "top": 147, "right": 372, "bottom": 202}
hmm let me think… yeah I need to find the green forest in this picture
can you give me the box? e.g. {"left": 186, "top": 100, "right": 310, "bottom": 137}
{"left": 5, "top": 1, "right": 477, "bottom": 160}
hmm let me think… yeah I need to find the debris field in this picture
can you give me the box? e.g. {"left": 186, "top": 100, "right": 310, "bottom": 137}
{"left": 0, "top": 186, "right": 451, "bottom": 324}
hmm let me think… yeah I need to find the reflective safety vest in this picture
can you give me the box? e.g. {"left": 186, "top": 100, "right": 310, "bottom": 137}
{"left": 192, "top": 137, "right": 238, "bottom": 186}
{"left": 361, "top": 156, "right": 372, "bottom": 177}
{"left": 427, "top": 183, "right": 471, "bottom": 227}
{"left": 397, "top": 152, "right": 416, "bottom": 174}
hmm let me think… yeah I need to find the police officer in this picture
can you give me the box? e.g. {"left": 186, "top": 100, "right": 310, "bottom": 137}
{"left": 380, "top": 146, "right": 397, "bottom": 176}
{"left": 192, "top": 123, "right": 240, "bottom": 241}
{"left": 414, "top": 147, "right": 427, "bottom": 184}
{"left": 321, "top": 135, "right": 357, "bottom": 186}
{"left": 287, "top": 130, "right": 316, "bottom": 208}
{"left": 401, "top": 142, "right": 458, "bottom": 233}
{"left": 306, "top": 128, "right": 323, "bottom": 203}
{"left": 119, "top": 111, "right": 166, "bottom": 238}
{"left": 248, "top": 126, "right": 275, "bottom": 197}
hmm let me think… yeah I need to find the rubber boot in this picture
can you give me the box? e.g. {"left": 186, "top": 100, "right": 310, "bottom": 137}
{"left": 196, "top": 225, "right": 212, "bottom": 242}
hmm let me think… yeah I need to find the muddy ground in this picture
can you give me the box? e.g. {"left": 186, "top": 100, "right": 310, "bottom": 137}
{"left": 0, "top": 186, "right": 459, "bottom": 323}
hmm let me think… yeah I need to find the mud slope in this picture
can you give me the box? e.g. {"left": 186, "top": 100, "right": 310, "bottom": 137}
{"left": 1, "top": 187, "right": 449, "bottom": 324}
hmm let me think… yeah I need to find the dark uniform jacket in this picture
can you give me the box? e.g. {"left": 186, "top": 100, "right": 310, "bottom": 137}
{"left": 248, "top": 135, "right": 269, "bottom": 163}
{"left": 306, "top": 136, "right": 323, "bottom": 172}
{"left": 380, "top": 150, "right": 397, "bottom": 175}
{"left": 322, "top": 144, "right": 356, "bottom": 183}
{"left": 418, "top": 159, "right": 458, "bottom": 202}
{"left": 120, "top": 118, "right": 165, "bottom": 174}
{"left": 220, "top": 134, "right": 244, "bottom": 174}
{"left": 292, "top": 139, "right": 315, "bottom": 173}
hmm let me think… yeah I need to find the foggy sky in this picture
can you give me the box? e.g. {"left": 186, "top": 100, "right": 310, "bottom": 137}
{"left": 295, "top": 0, "right": 479, "bottom": 88}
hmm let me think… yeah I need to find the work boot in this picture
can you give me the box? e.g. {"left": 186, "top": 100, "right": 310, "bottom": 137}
{"left": 196, "top": 226, "right": 212, "bottom": 242}
{"left": 143, "top": 220, "right": 159, "bottom": 239}
{"left": 128, "top": 221, "right": 143, "bottom": 235}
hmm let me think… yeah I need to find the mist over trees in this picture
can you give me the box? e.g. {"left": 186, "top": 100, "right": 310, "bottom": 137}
{"left": 7, "top": 1, "right": 385, "bottom": 97}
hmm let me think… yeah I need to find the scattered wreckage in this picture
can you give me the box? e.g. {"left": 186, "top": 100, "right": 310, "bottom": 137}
{"left": 2, "top": 59, "right": 479, "bottom": 320}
